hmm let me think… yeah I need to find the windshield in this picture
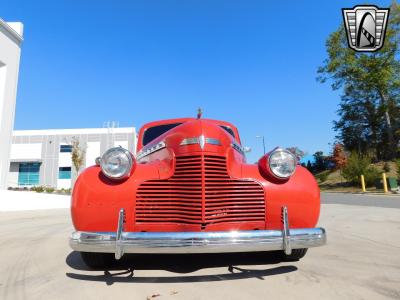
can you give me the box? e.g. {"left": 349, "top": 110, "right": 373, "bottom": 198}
{"left": 220, "top": 125, "right": 235, "bottom": 138}
{"left": 142, "top": 123, "right": 182, "bottom": 146}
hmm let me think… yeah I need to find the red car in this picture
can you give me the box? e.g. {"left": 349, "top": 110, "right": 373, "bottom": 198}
{"left": 70, "top": 117, "right": 326, "bottom": 268}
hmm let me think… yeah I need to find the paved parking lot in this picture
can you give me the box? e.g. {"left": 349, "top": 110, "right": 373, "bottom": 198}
{"left": 321, "top": 192, "right": 400, "bottom": 209}
{"left": 0, "top": 193, "right": 399, "bottom": 300}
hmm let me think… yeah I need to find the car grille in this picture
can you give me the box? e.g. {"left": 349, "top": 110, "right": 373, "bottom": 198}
{"left": 135, "top": 155, "right": 265, "bottom": 225}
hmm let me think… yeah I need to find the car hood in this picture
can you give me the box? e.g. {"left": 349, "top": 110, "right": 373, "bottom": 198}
{"left": 137, "top": 119, "right": 244, "bottom": 159}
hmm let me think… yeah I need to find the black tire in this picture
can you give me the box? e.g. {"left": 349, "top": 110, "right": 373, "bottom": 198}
{"left": 80, "top": 252, "right": 115, "bottom": 269}
{"left": 282, "top": 248, "right": 308, "bottom": 261}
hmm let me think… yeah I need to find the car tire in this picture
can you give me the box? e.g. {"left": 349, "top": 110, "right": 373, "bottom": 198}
{"left": 282, "top": 248, "right": 308, "bottom": 261}
{"left": 80, "top": 252, "right": 115, "bottom": 269}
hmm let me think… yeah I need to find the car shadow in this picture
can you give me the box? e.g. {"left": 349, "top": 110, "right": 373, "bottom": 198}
{"left": 65, "top": 251, "right": 298, "bottom": 284}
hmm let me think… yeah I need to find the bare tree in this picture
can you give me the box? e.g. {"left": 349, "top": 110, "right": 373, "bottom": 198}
{"left": 71, "top": 137, "right": 86, "bottom": 174}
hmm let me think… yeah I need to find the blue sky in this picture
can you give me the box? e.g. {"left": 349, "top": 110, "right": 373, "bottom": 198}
{"left": 0, "top": 0, "right": 392, "bottom": 163}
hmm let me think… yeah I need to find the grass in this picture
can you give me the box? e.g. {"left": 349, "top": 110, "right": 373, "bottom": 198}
{"left": 316, "top": 161, "right": 399, "bottom": 193}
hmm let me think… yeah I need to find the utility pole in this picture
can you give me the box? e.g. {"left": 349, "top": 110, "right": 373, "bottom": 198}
{"left": 256, "top": 135, "right": 266, "bottom": 155}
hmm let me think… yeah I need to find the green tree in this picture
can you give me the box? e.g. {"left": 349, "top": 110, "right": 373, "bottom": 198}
{"left": 318, "top": 1, "right": 400, "bottom": 159}
{"left": 306, "top": 160, "right": 313, "bottom": 172}
{"left": 333, "top": 86, "right": 385, "bottom": 158}
{"left": 313, "top": 151, "right": 327, "bottom": 172}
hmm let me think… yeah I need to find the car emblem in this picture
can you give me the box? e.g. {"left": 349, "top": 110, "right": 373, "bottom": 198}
{"left": 342, "top": 5, "right": 389, "bottom": 52}
{"left": 199, "top": 135, "right": 206, "bottom": 149}
{"left": 180, "top": 136, "right": 221, "bottom": 148}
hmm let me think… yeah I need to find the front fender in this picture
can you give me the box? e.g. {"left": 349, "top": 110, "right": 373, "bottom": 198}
{"left": 71, "top": 163, "right": 159, "bottom": 232}
{"left": 241, "top": 164, "right": 320, "bottom": 229}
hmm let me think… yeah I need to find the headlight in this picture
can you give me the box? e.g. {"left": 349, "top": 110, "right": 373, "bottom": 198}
{"left": 100, "top": 147, "right": 133, "bottom": 179}
{"left": 268, "top": 148, "right": 297, "bottom": 178}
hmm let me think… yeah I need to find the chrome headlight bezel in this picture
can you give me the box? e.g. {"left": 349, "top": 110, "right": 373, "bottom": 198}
{"left": 268, "top": 148, "right": 297, "bottom": 179}
{"left": 100, "top": 147, "right": 134, "bottom": 180}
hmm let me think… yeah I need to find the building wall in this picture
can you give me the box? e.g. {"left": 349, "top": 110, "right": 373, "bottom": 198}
{"left": 8, "top": 127, "right": 136, "bottom": 189}
{"left": 85, "top": 142, "right": 100, "bottom": 168}
{"left": 0, "top": 19, "right": 23, "bottom": 189}
{"left": 10, "top": 143, "right": 42, "bottom": 160}
{"left": 8, "top": 162, "right": 19, "bottom": 187}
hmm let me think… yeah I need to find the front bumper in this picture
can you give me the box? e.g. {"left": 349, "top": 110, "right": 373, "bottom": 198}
{"left": 69, "top": 207, "right": 327, "bottom": 259}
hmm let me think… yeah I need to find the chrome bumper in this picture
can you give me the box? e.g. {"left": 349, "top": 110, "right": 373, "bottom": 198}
{"left": 69, "top": 207, "right": 326, "bottom": 259}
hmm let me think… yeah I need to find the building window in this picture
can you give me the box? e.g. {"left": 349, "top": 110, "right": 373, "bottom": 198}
{"left": 18, "top": 163, "right": 40, "bottom": 186}
{"left": 58, "top": 167, "right": 72, "bottom": 179}
{"left": 60, "top": 145, "right": 72, "bottom": 152}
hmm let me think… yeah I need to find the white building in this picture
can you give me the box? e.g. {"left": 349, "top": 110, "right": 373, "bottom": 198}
{"left": 8, "top": 127, "right": 136, "bottom": 189}
{"left": 0, "top": 19, "right": 23, "bottom": 190}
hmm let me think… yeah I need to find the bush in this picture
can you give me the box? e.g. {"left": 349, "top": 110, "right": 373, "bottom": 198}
{"left": 396, "top": 159, "right": 400, "bottom": 179}
{"left": 363, "top": 166, "right": 380, "bottom": 186}
{"left": 383, "top": 162, "right": 391, "bottom": 172}
{"left": 342, "top": 152, "right": 380, "bottom": 186}
{"left": 31, "top": 186, "right": 44, "bottom": 193}
{"left": 56, "top": 188, "right": 72, "bottom": 195}
{"left": 57, "top": 188, "right": 66, "bottom": 194}
{"left": 316, "top": 170, "right": 330, "bottom": 182}
{"left": 45, "top": 187, "right": 55, "bottom": 193}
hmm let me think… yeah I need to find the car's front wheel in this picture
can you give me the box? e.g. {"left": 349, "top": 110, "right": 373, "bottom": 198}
{"left": 80, "top": 252, "right": 115, "bottom": 269}
{"left": 282, "top": 248, "right": 308, "bottom": 261}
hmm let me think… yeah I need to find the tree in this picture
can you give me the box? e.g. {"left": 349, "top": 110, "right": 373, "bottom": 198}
{"left": 318, "top": 1, "right": 400, "bottom": 159}
{"left": 71, "top": 137, "right": 86, "bottom": 174}
{"left": 306, "top": 160, "right": 313, "bottom": 172}
{"left": 286, "top": 146, "right": 305, "bottom": 161}
{"left": 333, "top": 86, "right": 385, "bottom": 158}
{"left": 332, "top": 143, "right": 347, "bottom": 170}
{"left": 313, "top": 151, "right": 327, "bottom": 172}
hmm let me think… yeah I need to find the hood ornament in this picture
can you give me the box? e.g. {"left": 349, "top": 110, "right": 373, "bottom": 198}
{"left": 197, "top": 108, "right": 203, "bottom": 119}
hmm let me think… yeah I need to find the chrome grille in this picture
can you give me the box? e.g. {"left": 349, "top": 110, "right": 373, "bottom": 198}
{"left": 136, "top": 155, "right": 265, "bottom": 224}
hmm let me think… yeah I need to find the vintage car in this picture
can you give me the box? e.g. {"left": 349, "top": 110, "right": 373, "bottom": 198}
{"left": 70, "top": 117, "right": 326, "bottom": 268}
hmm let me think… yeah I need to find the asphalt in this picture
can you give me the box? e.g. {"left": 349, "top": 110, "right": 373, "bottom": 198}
{"left": 0, "top": 193, "right": 399, "bottom": 299}
{"left": 321, "top": 192, "right": 400, "bottom": 209}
